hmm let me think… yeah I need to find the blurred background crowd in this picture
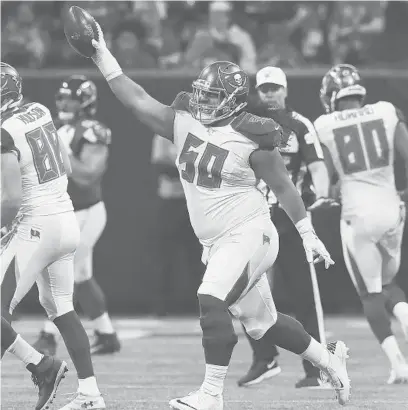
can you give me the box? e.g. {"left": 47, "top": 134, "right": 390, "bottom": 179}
{"left": 2, "top": 0, "right": 408, "bottom": 73}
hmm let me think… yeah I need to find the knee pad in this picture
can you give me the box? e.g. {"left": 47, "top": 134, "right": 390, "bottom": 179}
{"left": 198, "top": 294, "right": 238, "bottom": 350}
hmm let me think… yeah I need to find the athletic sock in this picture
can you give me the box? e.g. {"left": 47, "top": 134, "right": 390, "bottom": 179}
{"left": 201, "top": 364, "right": 228, "bottom": 396}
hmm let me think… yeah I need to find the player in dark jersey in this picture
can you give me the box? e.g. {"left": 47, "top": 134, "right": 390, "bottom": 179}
{"left": 238, "top": 67, "right": 334, "bottom": 389}
{"left": 33, "top": 76, "right": 121, "bottom": 356}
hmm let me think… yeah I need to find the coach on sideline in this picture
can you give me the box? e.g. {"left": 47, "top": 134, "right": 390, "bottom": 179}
{"left": 238, "top": 67, "right": 332, "bottom": 389}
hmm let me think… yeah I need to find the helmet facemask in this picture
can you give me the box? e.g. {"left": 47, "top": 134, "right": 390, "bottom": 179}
{"left": 56, "top": 85, "right": 97, "bottom": 123}
{"left": 190, "top": 79, "right": 247, "bottom": 125}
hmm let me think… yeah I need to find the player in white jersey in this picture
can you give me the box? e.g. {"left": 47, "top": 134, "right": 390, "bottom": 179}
{"left": 85, "top": 20, "right": 352, "bottom": 408}
{"left": 1, "top": 86, "right": 68, "bottom": 410}
{"left": 0, "top": 63, "right": 105, "bottom": 410}
{"left": 315, "top": 64, "right": 408, "bottom": 384}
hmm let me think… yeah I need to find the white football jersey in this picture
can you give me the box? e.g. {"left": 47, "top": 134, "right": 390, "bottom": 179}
{"left": 1, "top": 103, "right": 73, "bottom": 216}
{"left": 314, "top": 101, "right": 401, "bottom": 218}
{"left": 173, "top": 111, "right": 271, "bottom": 247}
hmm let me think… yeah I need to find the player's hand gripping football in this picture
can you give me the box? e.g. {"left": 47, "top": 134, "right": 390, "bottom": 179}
{"left": 296, "top": 218, "right": 334, "bottom": 269}
{"left": 90, "top": 21, "right": 107, "bottom": 55}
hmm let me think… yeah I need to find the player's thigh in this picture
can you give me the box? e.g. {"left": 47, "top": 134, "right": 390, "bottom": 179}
{"left": 198, "top": 224, "right": 279, "bottom": 304}
{"left": 341, "top": 219, "right": 382, "bottom": 294}
{"left": 229, "top": 273, "right": 277, "bottom": 340}
{"left": 37, "top": 252, "right": 75, "bottom": 320}
{"left": 379, "top": 203, "right": 406, "bottom": 284}
{"left": 36, "top": 213, "right": 79, "bottom": 319}
{"left": 74, "top": 202, "right": 107, "bottom": 264}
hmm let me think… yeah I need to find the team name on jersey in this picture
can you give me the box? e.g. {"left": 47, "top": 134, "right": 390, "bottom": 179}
{"left": 334, "top": 105, "right": 374, "bottom": 122}
{"left": 16, "top": 106, "right": 47, "bottom": 125}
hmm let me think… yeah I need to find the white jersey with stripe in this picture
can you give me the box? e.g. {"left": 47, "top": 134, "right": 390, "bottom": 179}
{"left": 314, "top": 101, "right": 401, "bottom": 219}
{"left": 173, "top": 111, "right": 271, "bottom": 247}
{"left": 1, "top": 103, "right": 73, "bottom": 216}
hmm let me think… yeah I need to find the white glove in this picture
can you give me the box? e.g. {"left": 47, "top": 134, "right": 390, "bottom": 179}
{"left": 91, "top": 21, "right": 107, "bottom": 57}
{"left": 296, "top": 217, "right": 334, "bottom": 269}
{"left": 91, "top": 21, "right": 122, "bottom": 81}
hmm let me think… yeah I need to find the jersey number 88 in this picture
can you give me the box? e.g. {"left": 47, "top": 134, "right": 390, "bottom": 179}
{"left": 26, "top": 121, "right": 66, "bottom": 184}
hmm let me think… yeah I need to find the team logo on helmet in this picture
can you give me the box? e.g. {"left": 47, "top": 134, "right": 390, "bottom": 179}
{"left": 221, "top": 69, "right": 248, "bottom": 95}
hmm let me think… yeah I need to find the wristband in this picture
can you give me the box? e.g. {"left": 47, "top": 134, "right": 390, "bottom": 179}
{"left": 92, "top": 48, "right": 123, "bottom": 82}
{"left": 295, "top": 217, "right": 314, "bottom": 236}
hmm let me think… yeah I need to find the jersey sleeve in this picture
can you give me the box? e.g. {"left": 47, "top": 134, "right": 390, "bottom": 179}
{"left": 0, "top": 128, "right": 20, "bottom": 160}
{"left": 230, "top": 112, "right": 283, "bottom": 150}
{"left": 293, "top": 112, "right": 324, "bottom": 164}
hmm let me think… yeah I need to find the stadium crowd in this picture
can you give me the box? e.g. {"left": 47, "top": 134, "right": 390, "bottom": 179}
{"left": 2, "top": 0, "right": 407, "bottom": 72}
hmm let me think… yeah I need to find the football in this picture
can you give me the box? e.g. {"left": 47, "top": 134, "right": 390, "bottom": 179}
{"left": 63, "top": 6, "right": 99, "bottom": 58}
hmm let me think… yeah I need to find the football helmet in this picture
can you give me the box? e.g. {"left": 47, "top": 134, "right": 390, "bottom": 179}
{"left": 0, "top": 62, "right": 23, "bottom": 114}
{"left": 189, "top": 61, "right": 249, "bottom": 124}
{"left": 320, "top": 64, "right": 366, "bottom": 113}
{"left": 56, "top": 75, "right": 97, "bottom": 123}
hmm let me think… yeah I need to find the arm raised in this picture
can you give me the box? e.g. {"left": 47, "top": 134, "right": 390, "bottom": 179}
{"left": 90, "top": 23, "right": 175, "bottom": 139}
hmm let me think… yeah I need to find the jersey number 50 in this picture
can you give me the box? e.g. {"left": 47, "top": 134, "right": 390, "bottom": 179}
{"left": 179, "top": 133, "right": 229, "bottom": 188}
{"left": 333, "top": 119, "right": 389, "bottom": 175}
{"left": 26, "top": 121, "right": 66, "bottom": 184}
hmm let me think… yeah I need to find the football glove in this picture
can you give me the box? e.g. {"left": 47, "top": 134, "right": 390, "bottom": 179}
{"left": 91, "top": 21, "right": 122, "bottom": 81}
{"left": 295, "top": 217, "right": 334, "bottom": 269}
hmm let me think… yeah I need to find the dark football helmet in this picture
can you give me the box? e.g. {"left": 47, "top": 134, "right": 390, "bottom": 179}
{"left": 56, "top": 75, "right": 97, "bottom": 123}
{"left": 189, "top": 61, "right": 249, "bottom": 124}
{"left": 1, "top": 62, "right": 23, "bottom": 114}
{"left": 320, "top": 64, "right": 366, "bottom": 113}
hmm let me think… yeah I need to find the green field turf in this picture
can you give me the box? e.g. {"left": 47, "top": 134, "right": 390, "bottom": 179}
{"left": 2, "top": 316, "right": 408, "bottom": 409}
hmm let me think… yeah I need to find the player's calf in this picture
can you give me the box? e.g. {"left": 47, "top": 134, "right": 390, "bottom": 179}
{"left": 75, "top": 278, "right": 121, "bottom": 355}
{"left": 361, "top": 292, "right": 407, "bottom": 371}
{"left": 264, "top": 313, "right": 351, "bottom": 405}
{"left": 199, "top": 294, "right": 237, "bottom": 395}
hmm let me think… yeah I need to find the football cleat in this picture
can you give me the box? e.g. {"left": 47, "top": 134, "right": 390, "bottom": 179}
{"left": 58, "top": 393, "right": 106, "bottom": 409}
{"left": 90, "top": 331, "right": 121, "bottom": 355}
{"left": 295, "top": 375, "right": 332, "bottom": 389}
{"left": 33, "top": 331, "right": 58, "bottom": 356}
{"left": 387, "top": 364, "right": 408, "bottom": 384}
{"left": 27, "top": 356, "right": 68, "bottom": 410}
{"left": 320, "top": 341, "right": 351, "bottom": 405}
{"left": 169, "top": 389, "right": 223, "bottom": 410}
{"left": 237, "top": 359, "right": 281, "bottom": 387}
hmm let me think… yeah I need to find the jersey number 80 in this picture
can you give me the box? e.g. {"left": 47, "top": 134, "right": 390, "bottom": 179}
{"left": 333, "top": 119, "right": 389, "bottom": 175}
{"left": 179, "top": 133, "right": 229, "bottom": 189}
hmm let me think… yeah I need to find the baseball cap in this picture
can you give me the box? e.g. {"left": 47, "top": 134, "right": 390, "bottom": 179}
{"left": 256, "top": 67, "right": 287, "bottom": 89}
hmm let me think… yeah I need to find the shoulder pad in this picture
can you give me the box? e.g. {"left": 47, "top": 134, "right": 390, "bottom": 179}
{"left": 231, "top": 112, "right": 283, "bottom": 150}
{"left": 79, "top": 120, "right": 111, "bottom": 145}
{"left": 171, "top": 92, "right": 191, "bottom": 112}
{"left": 0, "top": 128, "right": 20, "bottom": 160}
